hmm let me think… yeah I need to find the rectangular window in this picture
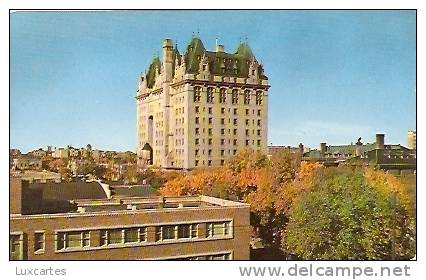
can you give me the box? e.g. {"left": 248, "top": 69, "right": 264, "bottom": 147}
{"left": 190, "top": 224, "right": 198, "bottom": 238}
{"left": 207, "top": 88, "right": 214, "bottom": 103}
{"left": 208, "top": 138, "right": 212, "bottom": 145}
{"left": 194, "top": 87, "right": 201, "bottom": 102}
{"left": 246, "top": 109, "right": 249, "bottom": 115}
{"left": 232, "top": 89, "right": 238, "bottom": 104}
{"left": 67, "top": 231, "right": 83, "bottom": 248}
{"left": 208, "top": 149, "right": 212, "bottom": 156}
{"left": 221, "top": 107, "right": 225, "bottom": 114}
{"left": 195, "top": 138, "right": 199, "bottom": 145}
{"left": 245, "top": 119, "right": 249, "bottom": 125}
{"left": 233, "top": 139, "right": 237, "bottom": 146}
{"left": 257, "top": 129, "right": 261, "bottom": 136}
{"left": 221, "top": 128, "right": 225, "bottom": 135}
{"left": 244, "top": 90, "right": 251, "bottom": 105}
{"left": 219, "top": 89, "right": 226, "bottom": 103}
{"left": 10, "top": 234, "right": 23, "bottom": 260}
{"left": 257, "top": 140, "right": 261, "bottom": 146}
{"left": 208, "top": 160, "right": 212, "bottom": 166}
{"left": 208, "top": 117, "right": 213, "bottom": 124}
{"left": 221, "top": 118, "right": 225, "bottom": 125}
{"left": 208, "top": 128, "right": 212, "bottom": 135}
{"left": 195, "top": 117, "right": 199, "bottom": 124}
{"left": 108, "top": 229, "right": 123, "bottom": 244}
{"left": 162, "top": 226, "right": 176, "bottom": 240}
{"left": 139, "top": 227, "right": 147, "bottom": 242}
{"left": 195, "top": 160, "right": 199, "bottom": 166}
{"left": 178, "top": 225, "right": 191, "bottom": 239}
{"left": 124, "top": 228, "right": 139, "bottom": 243}
{"left": 34, "top": 232, "right": 45, "bottom": 252}
{"left": 57, "top": 232, "right": 66, "bottom": 250}
{"left": 233, "top": 108, "right": 237, "bottom": 115}
{"left": 195, "top": 149, "right": 199, "bottom": 156}
{"left": 257, "top": 109, "right": 261, "bottom": 116}
{"left": 233, "top": 119, "right": 237, "bottom": 126}
{"left": 221, "top": 160, "right": 225, "bottom": 166}
{"left": 208, "top": 107, "right": 213, "bottom": 114}
{"left": 257, "top": 119, "right": 261, "bottom": 126}
{"left": 195, "top": 106, "right": 199, "bottom": 113}
{"left": 82, "top": 231, "right": 90, "bottom": 247}
{"left": 256, "top": 91, "right": 263, "bottom": 105}
{"left": 221, "top": 139, "right": 225, "bottom": 145}
{"left": 207, "top": 222, "right": 231, "bottom": 236}
{"left": 195, "top": 127, "right": 200, "bottom": 135}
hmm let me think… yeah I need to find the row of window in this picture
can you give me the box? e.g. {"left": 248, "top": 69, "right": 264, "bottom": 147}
{"left": 194, "top": 87, "right": 263, "bottom": 105}
{"left": 195, "top": 159, "right": 226, "bottom": 166}
{"left": 11, "top": 222, "right": 232, "bottom": 254}
{"left": 195, "top": 138, "right": 262, "bottom": 147}
{"left": 195, "top": 106, "right": 262, "bottom": 117}
{"left": 167, "top": 253, "right": 231, "bottom": 261}
{"left": 195, "top": 117, "right": 262, "bottom": 127}
{"left": 196, "top": 128, "right": 262, "bottom": 137}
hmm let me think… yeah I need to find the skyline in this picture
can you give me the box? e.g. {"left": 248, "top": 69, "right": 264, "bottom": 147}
{"left": 10, "top": 10, "right": 416, "bottom": 153}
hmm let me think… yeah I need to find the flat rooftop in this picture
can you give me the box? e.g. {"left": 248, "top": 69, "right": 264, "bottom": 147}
{"left": 72, "top": 195, "right": 247, "bottom": 214}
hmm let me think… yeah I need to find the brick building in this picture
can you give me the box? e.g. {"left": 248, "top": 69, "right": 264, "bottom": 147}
{"left": 10, "top": 179, "right": 250, "bottom": 260}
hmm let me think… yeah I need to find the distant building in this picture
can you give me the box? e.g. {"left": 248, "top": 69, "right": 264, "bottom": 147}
{"left": 10, "top": 149, "right": 21, "bottom": 158}
{"left": 303, "top": 133, "right": 416, "bottom": 174}
{"left": 28, "top": 148, "right": 47, "bottom": 158}
{"left": 10, "top": 179, "right": 250, "bottom": 260}
{"left": 408, "top": 130, "right": 416, "bottom": 150}
{"left": 10, "top": 170, "right": 61, "bottom": 183}
{"left": 136, "top": 37, "right": 269, "bottom": 170}
{"left": 12, "top": 157, "right": 42, "bottom": 171}
{"left": 52, "top": 148, "right": 69, "bottom": 159}
{"left": 268, "top": 143, "right": 307, "bottom": 157}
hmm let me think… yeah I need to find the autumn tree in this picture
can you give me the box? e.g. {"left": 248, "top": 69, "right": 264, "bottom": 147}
{"left": 47, "top": 158, "right": 71, "bottom": 180}
{"left": 282, "top": 166, "right": 415, "bottom": 260}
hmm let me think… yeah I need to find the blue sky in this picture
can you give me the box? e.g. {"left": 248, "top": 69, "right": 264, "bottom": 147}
{"left": 10, "top": 10, "right": 416, "bottom": 152}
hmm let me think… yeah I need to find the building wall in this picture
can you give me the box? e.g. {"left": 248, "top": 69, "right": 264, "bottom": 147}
{"left": 11, "top": 204, "right": 250, "bottom": 260}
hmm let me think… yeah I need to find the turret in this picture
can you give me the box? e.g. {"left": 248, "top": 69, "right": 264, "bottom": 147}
{"left": 162, "top": 38, "right": 174, "bottom": 82}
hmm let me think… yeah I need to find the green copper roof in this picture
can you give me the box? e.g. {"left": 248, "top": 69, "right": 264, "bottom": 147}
{"left": 144, "top": 37, "right": 267, "bottom": 89}
{"left": 146, "top": 56, "right": 161, "bottom": 88}
{"left": 184, "top": 37, "right": 267, "bottom": 79}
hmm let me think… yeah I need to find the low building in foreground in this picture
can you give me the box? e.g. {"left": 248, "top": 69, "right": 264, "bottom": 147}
{"left": 10, "top": 179, "right": 250, "bottom": 260}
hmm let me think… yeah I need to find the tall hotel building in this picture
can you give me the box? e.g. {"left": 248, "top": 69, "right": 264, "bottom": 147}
{"left": 136, "top": 37, "right": 270, "bottom": 170}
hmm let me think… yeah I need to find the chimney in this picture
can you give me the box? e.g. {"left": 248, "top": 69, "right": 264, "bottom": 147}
{"left": 376, "top": 133, "right": 385, "bottom": 149}
{"left": 216, "top": 44, "right": 225, "bottom": 53}
{"left": 299, "top": 143, "right": 304, "bottom": 156}
{"left": 355, "top": 138, "right": 363, "bottom": 156}
{"left": 162, "top": 38, "right": 174, "bottom": 82}
{"left": 320, "top": 142, "right": 327, "bottom": 156}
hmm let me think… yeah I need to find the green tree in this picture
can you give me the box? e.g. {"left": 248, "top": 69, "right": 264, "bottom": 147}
{"left": 282, "top": 167, "right": 415, "bottom": 260}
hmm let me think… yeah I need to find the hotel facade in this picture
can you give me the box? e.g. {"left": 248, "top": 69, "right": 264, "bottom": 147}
{"left": 136, "top": 37, "right": 270, "bottom": 170}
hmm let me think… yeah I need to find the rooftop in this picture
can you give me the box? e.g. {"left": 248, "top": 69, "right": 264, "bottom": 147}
{"left": 11, "top": 195, "right": 249, "bottom": 218}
